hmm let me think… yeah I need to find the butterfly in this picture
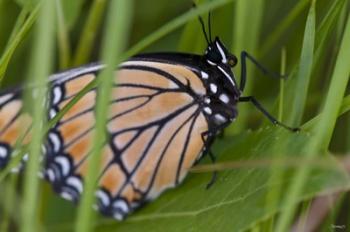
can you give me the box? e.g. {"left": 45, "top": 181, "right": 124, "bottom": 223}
{"left": 0, "top": 14, "right": 297, "bottom": 220}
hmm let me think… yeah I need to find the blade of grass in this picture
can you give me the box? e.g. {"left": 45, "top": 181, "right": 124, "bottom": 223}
{"left": 72, "top": 0, "right": 107, "bottom": 66}
{"left": 288, "top": 0, "right": 315, "bottom": 126}
{"left": 0, "top": 3, "right": 39, "bottom": 82}
{"left": 263, "top": 47, "right": 287, "bottom": 232}
{"left": 20, "top": 1, "right": 55, "bottom": 232}
{"left": 232, "top": 0, "right": 264, "bottom": 55}
{"left": 302, "top": 94, "right": 350, "bottom": 132}
{"left": 282, "top": 0, "right": 345, "bottom": 121}
{"left": 74, "top": 1, "right": 133, "bottom": 231}
{"left": 0, "top": 175, "right": 19, "bottom": 232}
{"left": 5, "top": 7, "right": 30, "bottom": 49}
{"left": 276, "top": 8, "right": 350, "bottom": 231}
{"left": 55, "top": 0, "right": 71, "bottom": 69}
{"left": 259, "top": 0, "right": 310, "bottom": 57}
{"left": 313, "top": 0, "right": 345, "bottom": 69}
{"left": 229, "top": 0, "right": 264, "bottom": 132}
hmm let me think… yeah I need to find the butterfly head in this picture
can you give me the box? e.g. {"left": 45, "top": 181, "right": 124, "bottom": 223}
{"left": 205, "top": 37, "right": 237, "bottom": 68}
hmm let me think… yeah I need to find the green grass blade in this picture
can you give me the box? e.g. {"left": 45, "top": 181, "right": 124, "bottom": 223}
{"left": 229, "top": 0, "right": 264, "bottom": 132}
{"left": 303, "top": 94, "right": 350, "bottom": 131}
{"left": 55, "top": 0, "right": 71, "bottom": 69}
{"left": 314, "top": 0, "right": 345, "bottom": 68}
{"left": 74, "top": 1, "right": 133, "bottom": 231}
{"left": 232, "top": 0, "right": 264, "bottom": 55}
{"left": 276, "top": 9, "right": 350, "bottom": 231}
{"left": 282, "top": 0, "right": 345, "bottom": 120}
{"left": 0, "top": 175, "right": 19, "bottom": 232}
{"left": 259, "top": 0, "right": 310, "bottom": 57}
{"left": 72, "top": 0, "right": 107, "bottom": 66}
{"left": 20, "top": 1, "right": 55, "bottom": 232}
{"left": 5, "top": 7, "right": 30, "bottom": 48}
{"left": 288, "top": 0, "right": 315, "bottom": 126}
{"left": 0, "top": 4, "right": 39, "bottom": 82}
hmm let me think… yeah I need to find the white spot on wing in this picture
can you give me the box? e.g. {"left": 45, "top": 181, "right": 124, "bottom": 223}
{"left": 61, "top": 191, "right": 74, "bottom": 201}
{"left": 49, "top": 109, "right": 57, "bottom": 119}
{"left": 96, "top": 190, "right": 110, "bottom": 206}
{"left": 66, "top": 176, "right": 83, "bottom": 193}
{"left": 113, "top": 200, "right": 129, "bottom": 213}
{"left": 0, "top": 94, "right": 13, "bottom": 105}
{"left": 23, "top": 153, "right": 29, "bottom": 161}
{"left": 49, "top": 132, "right": 61, "bottom": 153}
{"left": 113, "top": 212, "right": 124, "bottom": 221}
{"left": 204, "top": 107, "right": 212, "bottom": 115}
{"left": 0, "top": 146, "right": 7, "bottom": 158}
{"left": 54, "top": 156, "right": 71, "bottom": 177}
{"left": 219, "top": 94, "right": 230, "bottom": 104}
{"left": 46, "top": 169, "right": 55, "bottom": 182}
{"left": 214, "top": 114, "right": 227, "bottom": 124}
{"left": 201, "top": 71, "right": 209, "bottom": 79}
{"left": 52, "top": 86, "right": 63, "bottom": 104}
{"left": 210, "top": 83, "right": 217, "bottom": 93}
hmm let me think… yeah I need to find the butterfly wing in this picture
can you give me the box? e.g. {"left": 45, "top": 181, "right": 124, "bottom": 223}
{"left": 0, "top": 89, "right": 33, "bottom": 169}
{"left": 44, "top": 59, "right": 209, "bottom": 220}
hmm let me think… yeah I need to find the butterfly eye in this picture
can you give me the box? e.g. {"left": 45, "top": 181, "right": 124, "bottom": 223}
{"left": 228, "top": 56, "right": 238, "bottom": 68}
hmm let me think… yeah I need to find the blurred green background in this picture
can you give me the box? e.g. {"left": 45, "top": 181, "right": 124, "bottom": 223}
{"left": 1, "top": 0, "right": 350, "bottom": 231}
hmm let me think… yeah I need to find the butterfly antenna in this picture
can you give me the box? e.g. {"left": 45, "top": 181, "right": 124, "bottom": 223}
{"left": 192, "top": 1, "right": 210, "bottom": 45}
{"left": 208, "top": 11, "right": 212, "bottom": 43}
{"left": 198, "top": 15, "right": 210, "bottom": 45}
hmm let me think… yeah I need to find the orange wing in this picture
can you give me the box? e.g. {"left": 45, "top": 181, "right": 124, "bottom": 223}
{"left": 44, "top": 61, "right": 209, "bottom": 220}
{"left": 0, "top": 90, "right": 32, "bottom": 170}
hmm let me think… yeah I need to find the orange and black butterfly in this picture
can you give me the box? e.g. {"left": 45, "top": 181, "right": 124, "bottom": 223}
{"left": 0, "top": 15, "right": 297, "bottom": 220}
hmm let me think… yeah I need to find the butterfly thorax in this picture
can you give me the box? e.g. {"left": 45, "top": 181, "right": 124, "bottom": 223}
{"left": 199, "top": 37, "right": 240, "bottom": 131}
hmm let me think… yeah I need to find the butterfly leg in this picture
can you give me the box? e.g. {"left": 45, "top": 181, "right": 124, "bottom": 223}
{"left": 239, "top": 51, "right": 286, "bottom": 92}
{"left": 200, "top": 131, "right": 217, "bottom": 189}
{"left": 206, "top": 150, "right": 217, "bottom": 189}
{"left": 239, "top": 96, "right": 299, "bottom": 132}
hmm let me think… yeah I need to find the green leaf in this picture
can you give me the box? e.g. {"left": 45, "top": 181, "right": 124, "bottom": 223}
{"left": 48, "top": 127, "right": 350, "bottom": 232}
